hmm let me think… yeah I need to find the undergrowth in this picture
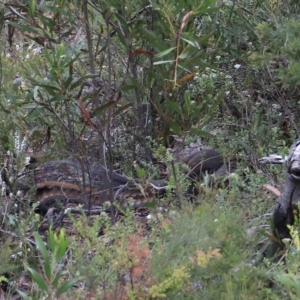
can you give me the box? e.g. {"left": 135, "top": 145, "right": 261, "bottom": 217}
{"left": 0, "top": 192, "right": 296, "bottom": 299}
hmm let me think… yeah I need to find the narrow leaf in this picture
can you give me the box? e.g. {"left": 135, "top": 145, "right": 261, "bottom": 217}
{"left": 116, "top": 30, "right": 129, "bottom": 47}
{"left": 155, "top": 47, "right": 176, "bottom": 58}
{"left": 198, "top": 7, "right": 219, "bottom": 14}
{"left": 52, "top": 270, "right": 66, "bottom": 288}
{"left": 27, "top": 267, "right": 48, "bottom": 292}
{"left": 8, "top": 22, "right": 39, "bottom": 34}
{"left": 92, "top": 101, "right": 116, "bottom": 116}
{"left": 48, "top": 229, "right": 56, "bottom": 253}
{"left": 28, "top": 0, "right": 36, "bottom": 17}
{"left": 121, "top": 84, "right": 139, "bottom": 91}
{"left": 114, "top": 13, "right": 130, "bottom": 36}
{"left": 178, "top": 51, "right": 190, "bottom": 59}
{"left": 17, "top": 289, "right": 30, "bottom": 299}
{"left": 168, "top": 100, "right": 182, "bottom": 115}
{"left": 8, "top": 7, "right": 29, "bottom": 22}
{"left": 36, "top": 82, "right": 60, "bottom": 90}
{"left": 181, "top": 37, "right": 199, "bottom": 48}
{"left": 55, "top": 279, "right": 77, "bottom": 297}
{"left": 255, "top": 113, "right": 263, "bottom": 131}
{"left": 236, "top": 139, "right": 255, "bottom": 154}
{"left": 258, "top": 228, "right": 281, "bottom": 243}
{"left": 169, "top": 121, "right": 182, "bottom": 135}
{"left": 33, "top": 232, "right": 51, "bottom": 280}
{"left": 190, "top": 128, "right": 215, "bottom": 138}
{"left": 141, "top": 28, "right": 170, "bottom": 51}
{"left": 64, "top": 75, "right": 73, "bottom": 90}
{"left": 154, "top": 60, "right": 174, "bottom": 65}
{"left": 33, "top": 232, "right": 49, "bottom": 262}
{"left": 21, "top": 103, "right": 38, "bottom": 109}
{"left": 62, "top": 52, "right": 81, "bottom": 68}
{"left": 202, "top": 0, "right": 218, "bottom": 5}
{"left": 56, "top": 240, "right": 69, "bottom": 262}
{"left": 113, "top": 103, "right": 132, "bottom": 117}
{"left": 144, "top": 201, "right": 157, "bottom": 208}
{"left": 0, "top": 102, "right": 10, "bottom": 114}
{"left": 70, "top": 74, "right": 98, "bottom": 90}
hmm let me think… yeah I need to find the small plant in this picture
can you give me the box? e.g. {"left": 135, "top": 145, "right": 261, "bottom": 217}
{"left": 149, "top": 266, "right": 190, "bottom": 299}
{"left": 18, "top": 228, "right": 77, "bottom": 300}
{"left": 272, "top": 222, "right": 300, "bottom": 299}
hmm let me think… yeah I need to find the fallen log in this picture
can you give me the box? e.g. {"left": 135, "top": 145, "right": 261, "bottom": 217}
{"left": 16, "top": 159, "right": 166, "bottom": 214}
{"left": 16, "top": 148, "right": 235, "bottom": 215}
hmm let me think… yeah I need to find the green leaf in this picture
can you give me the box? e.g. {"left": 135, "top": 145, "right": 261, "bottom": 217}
{"left": 34, "top": 232, "right": 52, "bottom": 280}
{"left": 64, "top": 75, "right": 73, "bottom": 90}
{"left": 141, "top": 28, "right": 169, "bottom": 52}
{"left": 21, "top": 103, "right": 39, "bottom": 109}
{"left": 8, "top": 22, "right": 39, "bottom": 35}
{"left": 180, "top": 54, "right": 213, "bottom": 70}
{"left": 255, "top": 113, "right": 263, "bottom": 131}
{"left": 56, "top": 43, "right": 66, "bottom": 58}
{"left": 33, "top": 232, "right": 49, "bottom": 262}
{"left": 202, "top": 0, "right": 218, "bottom": 5}
{"left": 113, "top": 103, "right": 132, "bottom": 117}
{"left": 55, "top": 240, "right": 69, "bottom": 262}
{"left": 49, "top": 95, "right": 67, "bottom": 102}
{"left": 144, "top": 201, "right": 157, "bottom": 208}
{"left": 27, "top": 62, "right": 42, "bottom": 77}
{"left": 190, "top": 128, "right": 214, "bottom": 138}
{"left": 28, "top": 0, "right": 36, "bottom": 17}
{"left": 198, "top": 7, "right": 219, "bottom": 14}
{"left": 168, "top": 100, "right": 182, "bottom": 115}
{"left": 114, "top": 13, "right": 130, "bottom": 37}
{"left": 155, "top": 47, "right": 176, "bottom": 58}
{"left": 276, "top": 273, "right": 300, "bottom": 295}
{"left": 52, "top": 270, "right": 66, "bottom": 288}
{"left": 178, "top": 51, "right": 190, "bottom": 59}
{"left": 0, "top": 102, "right": 10, "bottom": 114}
{"left": 55, "top": 279, "right": 77, "bottom": 297}
{"left": 44, "top": 259, "right": 52, "bottom": 282}
{"left": 17, "top": 289, "right": 30, "bottom": 299}
{"left": 62, "top": 52, "right": 81, "bottom": 68}
{"left": 7, "top": 7, "right": 29, "bottom": 22}
{"left": 136, "top": 166, "right": 146, "bottom": 178}
{"left": 92, "top": 101, "right": 117, "bottom": 117}
{"left": 27, "top": 267, "right": 48, "bottom": 292}
{"left": 236, "top": 139, "right": 255, "bottom": 154}
{"left": 70, "top": 75, "right": 98, "bottom": 90}
{"left": 181, "top": 38, "right": 200, "bottom": 48}
{"left": 169, "top": 121, "right": 181, "bottom": 135}
{"left": 48, "top": 229, "right": 56, "bottom": 253}
{"left": 154, "top": 60, "right": 174, "bottom": 65}
{"left": 116, "top": 30, "right": 129, "bottom": 48}
{"left": 121, "top": 84, "right": 139, "bottom": 91}
{"left": 269, "top": 218, "right": 275, "bottom": 233}
{"left": 36, "top": 82, "right": 60, "bottom": 91}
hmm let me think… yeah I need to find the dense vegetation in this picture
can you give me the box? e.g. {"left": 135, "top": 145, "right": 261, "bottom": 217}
{"left": 1, "top": 0, "right": 300, "bottom": 298}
